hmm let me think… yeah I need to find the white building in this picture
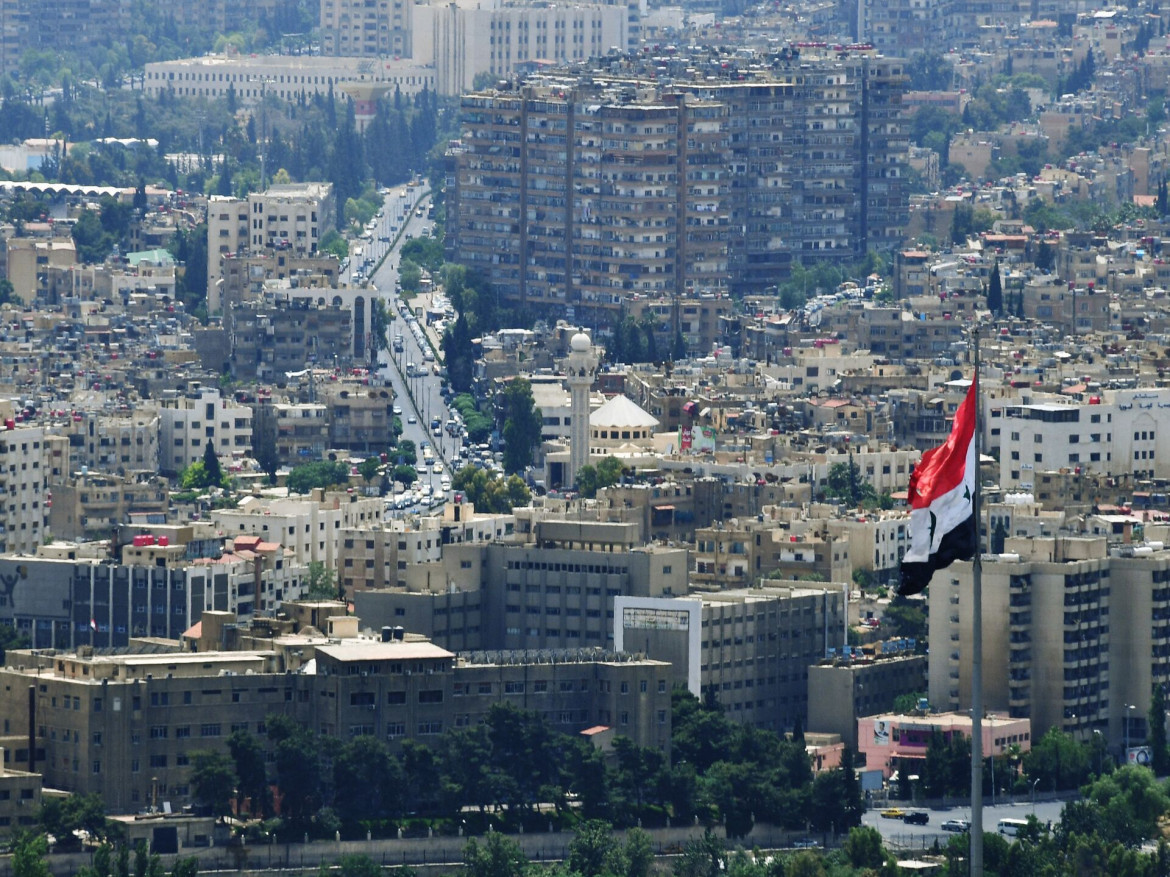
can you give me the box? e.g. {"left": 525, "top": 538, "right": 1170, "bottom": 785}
{"left": 206, "top": 183, "right": 336, "bottom": 313}
{"left": 995, "top": 388, "right": 1170, "bottom": 488}
{"left": 0, "top": 425, "right": 49, "bottom": 554}
{"left": 156, "top": 385, "right": 254, "bottom": 476}
{"left": 212, "top": 490, "right": 384, "bottom": 569}
{"left": 144, "top": 54, "right": 435, "bottom": 104}
{"left": 321, "top": 0, "right": 414, "bottom": 58}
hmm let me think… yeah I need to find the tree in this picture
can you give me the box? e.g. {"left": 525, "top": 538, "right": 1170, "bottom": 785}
{"left": 576, "top": 455, "right": 625, "bottom": 498}
{"left": 228, "top": 729, "right": 269, "bottom": 818}
{"left": 1150, "top": 684, "right": 1169, "bottom": 776}
{"left": 0, "top": 621, "right": 29, "bottom": 663}
{"left": 12, "top": 833, "right": 50, "bottom": 877}
{"left": 305, "top": 561, "right": 338, "bottom": 600}
{"left": 285, "top": 460, "right": 349, "bottom": 494}
{"left": 464, "top": 832, "right": 528, "bottom": 877}
{"left": 393, "top": 464, "right": 418, "bottom": 487}
{"left": 1024, "top": 727, "right": 1092, "bottom": 791}
{"left": 202, "top": 441, "right": 223, "bottom": 487}
{"left": 358, "top": 457, "right": 381, "bottom": 488}
{"left": 987, "top": 260, "right": 1003, "bottom": 315}
{"left": 333, "top": 735, "right": 402, "bottom": 828}
{"left": 38, "top": 792, "right": 108, "bottom": 848}
{"left": 500, "top": 378, "right": 542, "bottom": 474}
{"left": 269, "top": 716, "right": 322, "bottom": 828}
{"left": 823, "top": 458, "right": 876, "bottom": 507}
{"left": 569, "top": 820, "right": 620, "bottom": 877}
{"left": 190, "top": 750, "right": 237, "bottom": 818}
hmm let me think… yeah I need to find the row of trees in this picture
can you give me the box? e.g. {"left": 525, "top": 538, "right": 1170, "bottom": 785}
{"left": 181, "top": 692, "right": 864, "bottom": 842}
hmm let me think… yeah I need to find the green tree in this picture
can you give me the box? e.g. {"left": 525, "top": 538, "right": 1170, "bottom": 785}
{"left": 227, "top": 729, "right": 269, "bottom": 817}
{"left": 393, "top": 464, "right": 418, "bottom": 487}
{"left": 843, "top": 825, "right": 885, "bottom": 869}
{"left": 333, "top": 735, "right": 403, "bottom": 828}
{"left": 190, "top": 750, "right": 237, "bottom": 818}
{"left": 202, "top": 441, "right": 224, "bottom": 487}
{"left": 38, "top": 792, "right": 108, "bottom": 848}
{"left": 576, "top": 455, "right": 625, "bottom": 498}
{"left": 1024, "top": 727, "right": 1092, "bottom": 792}
{"left": 0, "top": 621, "right": 29, "bottom": 663}
{"left": 286, "top": 460, "right": 350, "bottom": 494}
{"left": 268, "top": 715, "right": 322, "bottom": 829}
{"left": 500, "top": 378, "right": 542, "bottom": 474}
{"left": 305, "top": 561, "right": 338, "bottom": 600}
{"left": 987, "top": 260, "right": 1003, "bottom": 315}
{"left": 464, "top": 832, "right": 528, "bottom": 877}
{"left": 12, "top": 833, "right": 50, "bottom": 877}
{"left": 358, "top": 456, "right": 381, "bottom": 488}
{"left": 335, "top": 855, "right": 382, "bottom": 877}
{"left": 823, "top": 458, "right": 877, "bottom": 507}
{"left": 568, "top": 820, "right": 620, "bottom": 877}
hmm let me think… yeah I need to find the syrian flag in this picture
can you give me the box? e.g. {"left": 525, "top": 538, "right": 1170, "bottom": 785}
{"left": 899, "top": 377, "right": 978, "bottom": 596}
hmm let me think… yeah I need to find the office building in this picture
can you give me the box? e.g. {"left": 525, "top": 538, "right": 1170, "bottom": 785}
{"left": 0, "top": 637, "right": 671, "bottom": 813}
{"left": 806, "top": 652, "right": 928, "bottom": 749}
{"left": 615, "top": 586, "right": 847, "bottom": 734}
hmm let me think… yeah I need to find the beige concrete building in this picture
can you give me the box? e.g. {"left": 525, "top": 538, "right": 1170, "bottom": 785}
{"left": 0, "top": 758, "right": 41, "bottom": 839}
{"left": 49, "top": 473, "right": 170, "bottom": 543}
{"left": 806, "top": 652, "right": 928, "bottom": 749}
{"left": 615, "top": 585, "right": 847, "bottom": 734}
{"left": 321, "top": 0, "right": 414, "bottom": 57}
{"left": 6, "top": 237, "right": 76, "bottom": 304}
{"left": 0, "top": 638, "right": 671, "bottom": 813}
{"left": 155, "top": 384, "right": 254, "bottom": 476}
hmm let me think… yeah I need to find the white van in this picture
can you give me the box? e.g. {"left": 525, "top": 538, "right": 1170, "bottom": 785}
{"left": 998, "top": 818, "right": 1029, "bottom": 837}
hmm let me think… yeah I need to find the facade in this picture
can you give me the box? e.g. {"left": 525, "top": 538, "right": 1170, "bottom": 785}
{"left": 321, "top": 0, "right": 413, "bottom": 58}
{"left": 926, "top": 536, "right": 1155, "bottom": 750}
{"left": 58, "top": 411, "right": 160, "bottom": 475}
{"left": 49, "top": 473, "right": 170, "bottom": 543}
{"left": 0, "top": 553, "right": 306, "bottom": 650}
{"left": 450, "top": 56, "right": 908, "bottom": 314}
{"left": 228, "top": 298, "right": 353, "bottom": 383}
{"left": 212, "top": 490, "right": 384, "bottom": 569}
{"left": 856, "top": 711, "right": 1031, "bottom": 781}
{"left": 615, "top": 586, "right": 847, "bottom": 734}
{"left": 0, "top": 426, "right": 49, "bottom": 555}
{"left": 144, "top": 55, "right": 435, "bottom": 103}
{"left": 155, "top": 385, "right": 254, "bottom": 476}
{"left": 806, "top": 653, "right": 928, "bottom": 749}
{"left": 995, "top": 389, "right": 1170, "bottom": 489}
{"left": 416, "top": 3, "right": 630, "bottom": 96}
{"left": 0, "top": 639, "right": 671, "bottom": 813}
{"left": 0, "top": 763, "right": 41, "bottom": 839}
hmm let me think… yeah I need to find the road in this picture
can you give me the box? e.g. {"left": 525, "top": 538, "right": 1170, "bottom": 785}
{"left": 861, "top": 798, "right": 1067, "bottom": 852}
{"left": 356, "top": 186, "right": 460, "bottom": 514}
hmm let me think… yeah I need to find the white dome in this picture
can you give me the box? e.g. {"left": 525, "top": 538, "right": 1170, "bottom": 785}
{"left": 570, "top": 332, "right": 591, "bottom": 352}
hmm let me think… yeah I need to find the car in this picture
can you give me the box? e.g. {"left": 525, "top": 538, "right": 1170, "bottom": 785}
{"left": 880, "top": 808, "right": 906, "bottom": 819}
{"left": 432, "top": 461, "right": 443, "bottom": 474}
{"left": 392, "top": 405, "right": 403, "bottom": 415}
{"left": 941, "top": 819, "right": 971, "bottom": 832}
{"left": 903, "top": 811, "right": 929, "bottom": 825}
{"left": 407, "top": 415, "right": 417, "bottom": 424}
{"left": 792, "top": 838, "right": 819, "bottom": 849}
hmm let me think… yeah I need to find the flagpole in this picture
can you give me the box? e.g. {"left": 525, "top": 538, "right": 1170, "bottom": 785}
{"left": 970, "top": 324, "right": 984, "bottom": 877}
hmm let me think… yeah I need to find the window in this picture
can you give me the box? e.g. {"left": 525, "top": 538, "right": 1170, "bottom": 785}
{"left": 387, "top": 691, "right": 406, "bottom": 704}
{"left": 149, "top": 754, "right": 167, "bottom": 768}
{"left": 200, "top": 724, "right": 221, "bottom": 737}
{"left": 418, "top": 690, "right": 443, "bottom": 703}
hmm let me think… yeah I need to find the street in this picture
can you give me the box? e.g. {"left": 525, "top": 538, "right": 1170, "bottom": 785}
{"left": 358, "top": 186, "right": 460, "bottom": 512}
{"left": 860, "top": 798, "right": 1067, "bottom": 851}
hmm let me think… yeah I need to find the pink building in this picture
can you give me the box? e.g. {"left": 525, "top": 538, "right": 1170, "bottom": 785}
{"left": 857, "top": 712, "right": 1032, "bottom": 779}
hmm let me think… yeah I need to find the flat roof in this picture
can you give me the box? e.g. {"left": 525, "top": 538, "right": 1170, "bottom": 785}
{"left": 315, "top": 641, "right": 455, "bottom": 662}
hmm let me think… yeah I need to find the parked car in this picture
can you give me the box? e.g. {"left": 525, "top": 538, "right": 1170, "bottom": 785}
{"left": 903, "top": 811, "right": 929, "bottom": 825}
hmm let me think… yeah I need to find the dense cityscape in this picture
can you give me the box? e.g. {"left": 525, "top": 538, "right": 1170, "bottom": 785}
{"left": 4, "top": 0, "right": 1170, "bottom": 875}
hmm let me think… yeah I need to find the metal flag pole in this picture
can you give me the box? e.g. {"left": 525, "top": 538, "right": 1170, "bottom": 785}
{"left": 970, "top": 324, "right": 984, "bottom": 876}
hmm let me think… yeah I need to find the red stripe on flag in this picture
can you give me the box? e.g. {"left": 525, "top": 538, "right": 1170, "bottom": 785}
{"left": 907, "top": 377, "right": 976, "bottom": 510}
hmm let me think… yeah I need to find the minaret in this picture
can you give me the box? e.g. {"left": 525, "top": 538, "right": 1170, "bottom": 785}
{"left": 564, "top": 331, "right": 599, "bottom": 490}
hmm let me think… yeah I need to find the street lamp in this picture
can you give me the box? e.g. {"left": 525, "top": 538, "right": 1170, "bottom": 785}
{"left": 1031, "top": 778, "right": 1040, "bottom": 812}
{"left": 1092, "top": 729, "right": 1104, "bottom": 776}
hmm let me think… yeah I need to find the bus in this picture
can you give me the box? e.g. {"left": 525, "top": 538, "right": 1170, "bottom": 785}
{"left": 997, "top": 818, "right": 1029, "bottom": 837}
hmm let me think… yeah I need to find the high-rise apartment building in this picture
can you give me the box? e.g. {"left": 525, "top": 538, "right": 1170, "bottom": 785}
{"left": 449, "top": 53, "right": 908, "bottom": 316}
{"left": 928, "top": 535, "right": 1170, "bottom": 753}
{"left": 320, "top": 0, "right": 413, "bottom": 58}
{"left": 155, "top": 384, "right": 254, "bottom": 477}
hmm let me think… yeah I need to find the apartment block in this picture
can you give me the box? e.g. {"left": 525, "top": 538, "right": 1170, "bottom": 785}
{"left": 0, "top": 426, "right": 49, "bottom": 555}
{"left": 155, "top": 384, "right": 253, "bottom": 476}
{"left": 928, "top": 537, "right": 1116, "bottom": 746}
{"left": 450, "top": 56, "right": 907, "bottom": 314}
{"left": 48, "top": 473, "right": 170, "bottom": 543}
{"left": 321, "top": 0, "right": 413, "bottom": 58}
{"left": 228, "top": 298, "right": 353, "bottom": 383}
{"left": 995, "top": 388, "right": 1170, "bottom": 489}
{"left": 57, "top": 411, "right": 160, "bottom": 475}
{"left": 212, "top": 490, "right": 384, "bottom": 569}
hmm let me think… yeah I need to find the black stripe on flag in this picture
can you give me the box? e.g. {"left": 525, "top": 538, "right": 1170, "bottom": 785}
{"left": 897, "top": 512, "right": 977, "bottom": 597}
